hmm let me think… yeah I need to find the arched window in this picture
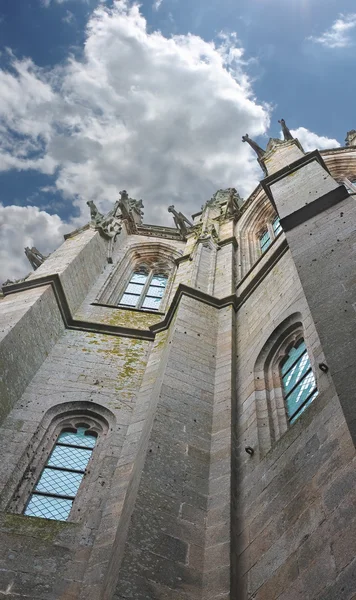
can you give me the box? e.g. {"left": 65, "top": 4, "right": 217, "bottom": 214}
{"left": 280, "top": 339, "right": 318, "bottom": 424}
{"left": 24, "top": 424, "right": 97, "bottom": 521}
{"left": 119, "top": 268, "right": 168, "bottom": 310}
{"left": 253, "top": 315, "right": 321, "bottom": 455}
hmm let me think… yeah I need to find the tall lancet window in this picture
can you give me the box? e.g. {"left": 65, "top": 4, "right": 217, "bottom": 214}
{"left": 280, "top": 339, "right": 318, "bottom": 424}
{"left": 24, "top": 426, "right": 97, "bottom": 521}
{"left": 119, "top": 269, "right": 168, "bottom": 310}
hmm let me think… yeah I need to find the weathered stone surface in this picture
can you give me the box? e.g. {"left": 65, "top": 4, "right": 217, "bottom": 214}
{"left": 0, "top": 135, "right": 356, "bottom": 600}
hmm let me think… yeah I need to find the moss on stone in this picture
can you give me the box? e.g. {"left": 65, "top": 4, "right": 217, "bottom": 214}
{"left": 2, "top": 513, "right": 77, "bottom": 541}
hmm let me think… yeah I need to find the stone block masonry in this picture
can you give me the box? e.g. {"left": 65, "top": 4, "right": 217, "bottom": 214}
{"left": 0, "top": 138, "right": 356, "bottom": 599}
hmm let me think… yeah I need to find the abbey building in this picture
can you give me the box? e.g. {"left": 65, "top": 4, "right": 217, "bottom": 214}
{"left": 0, "top": 123, "right": 356, "bottom": 599}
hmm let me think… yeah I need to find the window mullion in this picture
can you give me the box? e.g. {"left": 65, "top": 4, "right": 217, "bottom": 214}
{"left": 137, "top": 271, "right": 153, "bottom": 309}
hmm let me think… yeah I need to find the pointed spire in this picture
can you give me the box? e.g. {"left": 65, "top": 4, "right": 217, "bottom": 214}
{"left": 242, "top": 134, "right": 265, "bottom": 159}
{"left": 278, "top": 118, "right": 293, "bottom": 141}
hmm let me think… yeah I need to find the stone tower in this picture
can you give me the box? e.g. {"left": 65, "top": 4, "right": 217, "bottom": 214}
{"left": 0, "top": 124, "right": 356, "bottom": 599}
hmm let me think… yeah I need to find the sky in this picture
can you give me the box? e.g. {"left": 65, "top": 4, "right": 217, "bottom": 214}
{"left": 0, "top": 0, "right": 355, "bottom": 282}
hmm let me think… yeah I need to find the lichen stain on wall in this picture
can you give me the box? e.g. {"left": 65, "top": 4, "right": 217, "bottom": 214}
{"left": 81, "top": 332, "right": 151, "bottom": 408}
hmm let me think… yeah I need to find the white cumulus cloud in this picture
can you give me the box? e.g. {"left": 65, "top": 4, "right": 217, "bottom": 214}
{"left": 0, "top": 0, "right": 270, "bottom": 281}
{"left": 309, "top": 13, "right": 356, "bottom": 48}
{"left": 0, "top": 205, "right": 68, "bottom": 283}
{"left": 290, "top": 127, "right": 341, "bottom": 152}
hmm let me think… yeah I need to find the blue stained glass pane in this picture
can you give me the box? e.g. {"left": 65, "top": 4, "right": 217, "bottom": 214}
{"left": 290, "top": 390, "right": 318, "bottom": 424}
{"left": 146, "top": 286, "right": 165, "bottom": 298}
{"left": 150, "top": 275, "right": 167, "bottom": 287}
{"left": 273, "top": 217, "right": 282, "bottom": 235}
{"left": 281, "top": 342, "right": 306, "bottom": 376}
{"left": 285, "top": 369, "right": 317, "bottom": 419}
{"left": 120, "top": 293, "right": 139, "bottom": 307}
{"left": 58, "top": 431, "right": 96, "bottom": 448}
{"left": 260, "top": 231, "right": 271, "bottom": 252}
{"left": 48, "top": 445, "right": 91, "bottom": 472}
{"left": 282, "top": 352, "right": 310, "bottom": 394}
{"left": 131, "top": 272, "right": 148, "bottom": 284}
{"left": 126, "top": 282, "right": 144, "bottom": 295}
{"left": 25, "top": 495, "right": 72, "bottom": 521}
{"left": 35, "top": 468, "right": 83, "bottom": 497}
{"left": 142, "top": 296, "right": 162, "bottom": 310}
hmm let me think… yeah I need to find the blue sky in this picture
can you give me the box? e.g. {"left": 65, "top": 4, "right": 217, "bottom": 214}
{"left": 0, "top": 0, "right": 355, "bottom": 280}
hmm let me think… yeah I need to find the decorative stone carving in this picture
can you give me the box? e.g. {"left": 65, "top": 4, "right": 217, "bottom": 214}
{"left": 278, "top": 119, "right": 293, "bottom": 141}
{"left": 242, "top": 134, "right": 265, "bottom": 159}
{"left": 345, "top": 130, "right": 356, "bottom": 147}
{"left": 87, "top": 200, "right": 104, "bottom": 225}
{"left": 168, "top": 205, "right": 193, "bottom": 238}
{"left": 200, "top": 223, "right": 219, "bottom": 243}
{"left": 24, "top": 247, "right": 47, "bottom": 271}
{"left": 118, "top": 190, "right": 144, "bottom": 227}
{"left": 87, "top": 200, "right": 122, "bottom": 263}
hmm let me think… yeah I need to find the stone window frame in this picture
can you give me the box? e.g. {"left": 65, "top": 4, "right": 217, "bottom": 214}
{"left": 236, "top": 192, "right": 283, "bottom": 278}
{"left": 254, "top": 314, "right": 318, "bottom": 456}
{"left": 95, "top": 242, "right": 180, "bottom": 313}
{"left": 7, "top": 403, "right": 113, "bottom": 523}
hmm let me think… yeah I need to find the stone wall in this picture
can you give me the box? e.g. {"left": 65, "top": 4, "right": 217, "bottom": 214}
{"left": 0, "top": 156, "right": 355, "bottom": 600}
{"left": 234, "top": 246, "right": 356, "bottom": 599}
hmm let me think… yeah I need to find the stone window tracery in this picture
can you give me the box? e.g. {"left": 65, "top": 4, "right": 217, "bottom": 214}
{"left": 119, "top": 268, "right": 168, "bottom": 311}
{"left": 95, "top": 242, "right": 180, "bottom": 312}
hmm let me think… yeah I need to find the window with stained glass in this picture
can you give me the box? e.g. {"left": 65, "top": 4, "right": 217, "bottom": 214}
{"left": 280, "top": 339, "right": 318, "bottom": 424}
{"left": 24, "top": 426, "right": 96, "bottom": 521}
{"left": 259, "top": 229, "right": 271, "bottom": 253}
{"left": 272, "top": 216, "right": 282, "bottom": 236}
{"left": 118, "top": 270, "right": 168, "bottom": 311}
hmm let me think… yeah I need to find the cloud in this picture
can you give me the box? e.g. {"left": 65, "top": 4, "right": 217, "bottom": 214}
{"left": 0, "top": 205, "right": 68, "bottom": 283}
{"left": 62, "top": 10, "right": 75, "bottom": 24}
{"left": 309, "top": 13, "right": 356, "bottom": 48}
{"left": 290, "top": 127, "right": 341, "bottom": 152}
{"left": 153, "top": 0, "right": 163, "bottom": 10}
{"left": 0, "top": 0, "right": 270, "bottom": 280}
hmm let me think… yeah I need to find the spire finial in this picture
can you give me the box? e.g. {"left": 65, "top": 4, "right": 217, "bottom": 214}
{"left": 278, "top": 118, "right": 293, "bottom": 141}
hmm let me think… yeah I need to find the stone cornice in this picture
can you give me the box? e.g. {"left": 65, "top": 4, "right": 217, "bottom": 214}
{"left": 218, "top": 237, "right": 238, "bottom": 250}
{"left": 3, "top": 239, "right": 289, "bottom": 340}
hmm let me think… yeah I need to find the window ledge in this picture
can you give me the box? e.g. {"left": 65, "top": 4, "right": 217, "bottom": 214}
{"left": 91, "top": 301, "right": 165, "bottom": 316}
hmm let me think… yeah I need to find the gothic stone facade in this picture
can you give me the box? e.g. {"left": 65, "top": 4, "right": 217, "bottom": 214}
{"left": 0, "top": 134, "right": 356, "bottom": 600}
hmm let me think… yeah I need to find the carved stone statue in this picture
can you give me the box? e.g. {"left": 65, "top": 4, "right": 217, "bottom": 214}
{"left": 242, "top": 134, "right": 265, "bottom": 159}
{"left": 168, "top": 205, "right": 193, "bottom": 237}
{"left": 87, "top": 200, "right": 104, "bottom": 225}
{"left": 278, "top": 119, "right": 293, "bottom": 141}
{"left": 345, "top": 130, "right": 356, "bottom": 147}
{"left": 24, "top": 247, "right": 47, "bottom": 271}
{"left": 118, "top": 190, "right": 144, "bottom": 226}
